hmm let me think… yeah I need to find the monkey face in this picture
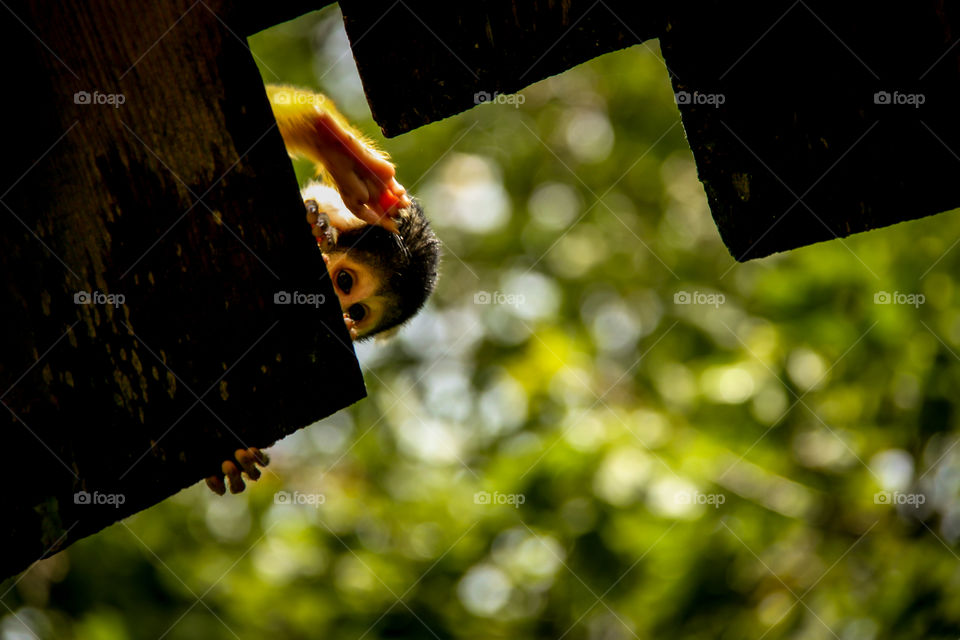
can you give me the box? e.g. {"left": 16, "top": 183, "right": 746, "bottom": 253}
{"left": 322, "top": 251, "right": 391, "bottom": 340}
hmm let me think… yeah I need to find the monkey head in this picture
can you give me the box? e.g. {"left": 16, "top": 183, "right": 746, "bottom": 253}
{"left": 303, "top": 185, "right": 440, "bottom": 341}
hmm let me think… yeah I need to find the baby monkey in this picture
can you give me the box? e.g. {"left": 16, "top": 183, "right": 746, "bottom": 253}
{"left": 205, "top": 85, "right": 440, "bottom": 495}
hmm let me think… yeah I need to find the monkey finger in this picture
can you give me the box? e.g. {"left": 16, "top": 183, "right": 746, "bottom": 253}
{"left": 348, "top": 195, "right": 374, "bottom": 221}
{"left": 361, "top": 150, "right": 398, "bottom": 183}
{"left": 362, "top": 183, "right": 387, "bottom": 218}
{"left": 387, "top": 177, "right": 407, "bottom": 199}
{"left": 376, "top": 213, "right": 400, "bottom": 234}
{"left": 359, "top": 201, "right": 400, "bottom": 233}
{"left": 351, "top": 203, "right": 384, "bottom": 226}
{"left": 235, "top": 448, "right": 262, "bottom": 481}
{"left": 305, "top": 199, "right": 320, "bottom": 225}
{"left": 222, "top": 460, "right": 246, "bottom": 494}
{"left": 384, "top": 179, "right": 411, "bottom": 212}
{"left": 369, "top": 179, "right": 408, "bottom": 218}
{"left": 343, "top": 314, "right": 359, "bottom": 340}
{"left": 250, "top": 447, "right": 270, "bottom": 467}
{"left": 205, "top": 475, "right": 226, "bottom": 496}
{"left": 338, "top": 173, "right": 370, "bottom": 216}
{"left": 350, "top": 201, "right": 399, "bottom": 233}
{"left": 377, "top": 189, "right": 400, "bottom": 215}
{"left": 389, "top": 193, "right": 412, "bottom": 214}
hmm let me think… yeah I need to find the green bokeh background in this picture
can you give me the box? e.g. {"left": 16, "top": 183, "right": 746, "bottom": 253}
{"left": 6, "top": 6, "right": 960, "bottom": 639}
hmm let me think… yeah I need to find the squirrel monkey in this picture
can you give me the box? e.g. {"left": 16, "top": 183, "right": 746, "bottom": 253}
{"left": 205, "top": 85, "right": 440, "bottom": 496}
{"left": 269, "top": 85, "right": 441, "bottom": 342}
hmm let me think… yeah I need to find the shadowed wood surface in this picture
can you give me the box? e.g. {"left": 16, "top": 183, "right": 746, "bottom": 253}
{"left": 338, "top": 0, "right": 960, "bottom": 260}
{"left": 0, "top": 0, "right": 364, "bottom": 579}
{"left": 661, "top": 1, "right": 960, "bottom": 260}
{"left": 339, "top": 0, "right": 659, "bottom": 137}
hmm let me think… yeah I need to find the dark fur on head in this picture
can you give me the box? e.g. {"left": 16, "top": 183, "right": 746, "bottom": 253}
{"left": 330, "top": 199, "right": 440, "bottom": 339}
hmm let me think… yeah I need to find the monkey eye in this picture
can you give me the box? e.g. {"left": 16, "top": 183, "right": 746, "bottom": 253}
{"left": 336, "top": 270, "right": 353, "bottom": 294}
{"left": 348, "top": 304, "right": 366, "bottom": 323}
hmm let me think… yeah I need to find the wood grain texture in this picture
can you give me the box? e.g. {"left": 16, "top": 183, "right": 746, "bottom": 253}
{"left": 0, "top": 0, "right": 365, "bottom": 579}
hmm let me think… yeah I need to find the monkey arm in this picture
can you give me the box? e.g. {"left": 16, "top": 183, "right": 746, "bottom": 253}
{"left": 266, "top": 85, "right": 410, "bottom": 230}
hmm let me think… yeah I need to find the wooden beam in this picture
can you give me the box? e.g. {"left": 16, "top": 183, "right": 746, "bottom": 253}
{"left": 338, "top": 1, "right": 960, "bottom": 260}
{"left": 0, "top": 0, "right": 365, "bottom": 579}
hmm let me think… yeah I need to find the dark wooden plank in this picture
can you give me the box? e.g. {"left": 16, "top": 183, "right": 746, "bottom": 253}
{"left": 337, "top": 1, "right": 960, "bottom": 260}
{"left": 235, "top": 0, "right": 335, "bottom": 36}
{"left": 660, "top": 1, "right": 960, "bottom": 259}
{"left": 0, "top": 0, "right": 365, "bottom": 579}
{"left": 339, "top": 0, "right": 662, "bottom": 137}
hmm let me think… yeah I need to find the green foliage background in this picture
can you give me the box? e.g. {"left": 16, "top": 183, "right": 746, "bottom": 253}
{"left": 6, "top": 6, "right": 960, "bottom": 639}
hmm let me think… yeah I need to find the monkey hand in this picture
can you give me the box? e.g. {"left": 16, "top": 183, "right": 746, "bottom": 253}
{"left": 343, "top": 313, "right": 359, "bottom": 341}
{"left": 313, "top": 113, "right": 411, "bottom": 231}
{"left": 305, "top": 199, "right": 338, "bottom": 251}
{"left": 205, "top": 447, "right": 269, "bottom": 495}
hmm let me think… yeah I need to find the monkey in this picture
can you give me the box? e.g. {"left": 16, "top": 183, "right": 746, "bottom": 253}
{"left": 204, "top": 86, "right": 441, "bottom": 496}
{"left": 270, "top": 85, "right": 441, "bottom": 342}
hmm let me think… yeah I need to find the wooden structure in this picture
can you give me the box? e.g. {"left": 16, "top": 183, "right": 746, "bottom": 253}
{"left": 0, "top": 0, "right": 361, "bottom": 579}
{"left": 340, "top": 0, "right": 960, "bottom": 259}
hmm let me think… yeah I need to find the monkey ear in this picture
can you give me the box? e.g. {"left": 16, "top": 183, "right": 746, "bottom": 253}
{"left": 374, "top": 325, "right": 402, "bottom": 343}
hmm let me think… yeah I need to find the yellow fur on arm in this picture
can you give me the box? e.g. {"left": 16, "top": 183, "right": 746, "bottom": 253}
{"left": 265, "top": 84, "right": 388, "bottom": 177}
